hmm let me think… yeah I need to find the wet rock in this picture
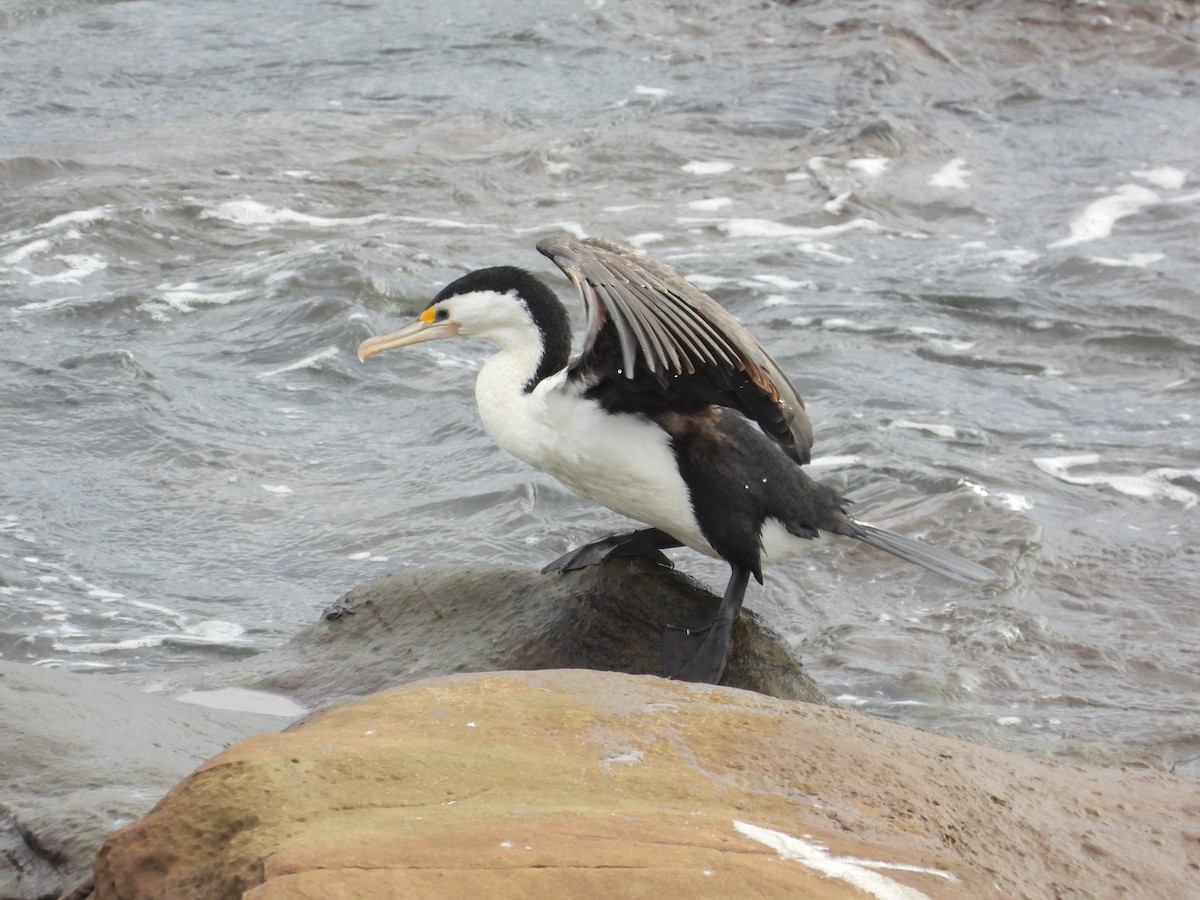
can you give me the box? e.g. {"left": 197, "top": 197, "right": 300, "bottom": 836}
{"left": 140, "top": 561, "right": 828, "bottom": 708}
{"left": 87, "top": 669, "right": 1200, "bottom": 900}
{"left": 2, "top": 563, "right": 820, "bottom": 899}
{"left": 0, "top": 661, "right": 284, "bottom": 900}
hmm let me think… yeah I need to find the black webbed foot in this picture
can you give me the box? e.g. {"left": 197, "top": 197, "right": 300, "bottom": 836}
{"left": 666, "top": 621, "right": 735, "bottom": 684}
{"left": 542, "top": 527, "right": 681, "bottom": 574}
{"left": 662, "top": 622, "right": 713, "bottom": 681}
{"left": 664, "top": 564, "right": 752, "bottom": 685}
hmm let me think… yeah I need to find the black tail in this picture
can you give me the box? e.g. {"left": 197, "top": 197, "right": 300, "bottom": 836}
{"left": 840, "top": 521, "right": 995, "bottom": 584}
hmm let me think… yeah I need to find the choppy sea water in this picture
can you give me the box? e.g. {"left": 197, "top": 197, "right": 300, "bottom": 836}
{"left": 2, "top": 0, "right": 1198, "bottom": 774}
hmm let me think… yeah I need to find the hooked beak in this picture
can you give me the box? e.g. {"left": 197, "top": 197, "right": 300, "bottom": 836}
{"left": 357, "top": 316, "right": 460, "bottom": 362}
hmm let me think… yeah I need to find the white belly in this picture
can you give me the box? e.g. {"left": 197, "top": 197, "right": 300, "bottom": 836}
{"left": 475, "top": 365, "right": 714, "bottom": 556}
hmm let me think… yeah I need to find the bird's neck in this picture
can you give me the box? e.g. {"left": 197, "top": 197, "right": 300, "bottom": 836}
{"left": 467, "top": 288, "right": 571, "bottom": 468}
{"left": 473, "top": 337, "right": 559, "bottom": 468}
{"left": 475, "top": 333, "right": 543, "bottom": 399}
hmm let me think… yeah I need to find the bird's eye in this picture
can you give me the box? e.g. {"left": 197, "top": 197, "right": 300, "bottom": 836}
{"left": 434, "top": 307, "right": 449, "bottom": 320}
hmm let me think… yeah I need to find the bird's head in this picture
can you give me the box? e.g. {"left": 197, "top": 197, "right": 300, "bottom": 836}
{"left": 357, "top": 266, "right": 570, "bottom": 366}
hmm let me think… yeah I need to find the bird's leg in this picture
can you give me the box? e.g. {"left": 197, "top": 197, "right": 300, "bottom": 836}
{"left": 541, "top": 527, "right": 682, "bottom": 574}
{"left": 665, "top": 564, "right": 751, "bottom": 685}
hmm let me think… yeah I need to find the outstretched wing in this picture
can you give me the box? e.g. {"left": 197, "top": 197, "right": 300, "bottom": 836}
{"left": 537, "top": 235, "right": 813, "bottom": 464}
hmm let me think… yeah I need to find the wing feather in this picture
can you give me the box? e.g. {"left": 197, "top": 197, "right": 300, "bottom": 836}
{"left": 538, "top": 234, "right": 813, "bottom": 463}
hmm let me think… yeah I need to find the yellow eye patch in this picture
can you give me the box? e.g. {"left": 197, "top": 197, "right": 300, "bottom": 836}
{"left": 419, "top": 306, "right": 438, "bottom": 323}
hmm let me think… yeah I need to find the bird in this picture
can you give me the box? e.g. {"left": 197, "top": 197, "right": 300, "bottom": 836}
{"left": 357, "top": 235, "right": 994, "bottom": 685}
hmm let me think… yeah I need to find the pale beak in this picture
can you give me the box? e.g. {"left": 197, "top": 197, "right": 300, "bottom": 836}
{"left": 357, "top": 318, "right": 460, "bottom": 362}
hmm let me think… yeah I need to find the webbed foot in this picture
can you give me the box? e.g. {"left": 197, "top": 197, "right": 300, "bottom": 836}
{"left": 542, "top": 527, "right": 681, "bottom": 574}
{"left": 664, "top": 565, "right": 751, "bottom": 685}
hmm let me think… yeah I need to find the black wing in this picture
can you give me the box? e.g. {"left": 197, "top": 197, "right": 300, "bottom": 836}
{"left": 537, "top": 235, "right": 813, "bottom": 464}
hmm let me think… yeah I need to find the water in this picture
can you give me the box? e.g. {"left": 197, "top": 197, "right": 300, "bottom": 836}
{"left": 2, "top": 0, "right": 1198, "bottom": 774}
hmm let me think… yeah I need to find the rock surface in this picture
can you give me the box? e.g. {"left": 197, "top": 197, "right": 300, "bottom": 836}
{"left": 0, "top": 661, "right": 287, "bottom": 900}
{"left": 137, "top": 561, "right": 828, "bottom": 708}
{"left": 88, "top": 670, "right": 1200, "bottom": 900}
{"left": 2, "top": 562, "right": 817, "bottom": 899}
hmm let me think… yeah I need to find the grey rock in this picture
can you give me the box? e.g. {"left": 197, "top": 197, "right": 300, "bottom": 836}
{"left": 0, "top": 661, "right": 284, "bottom": 900}
{"left": 137, "top": 561, "right": 828, "bottom": 709}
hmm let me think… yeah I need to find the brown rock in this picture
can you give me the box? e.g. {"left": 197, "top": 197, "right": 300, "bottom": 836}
{"left": 88, "top": 670, "right": 1200, "bottom": 899}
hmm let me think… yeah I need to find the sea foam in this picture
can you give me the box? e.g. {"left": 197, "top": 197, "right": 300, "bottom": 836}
{"left": 1034, "top": 454, "right": 1199, "bottom": 507}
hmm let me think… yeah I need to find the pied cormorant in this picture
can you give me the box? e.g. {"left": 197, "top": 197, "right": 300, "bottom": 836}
{"left": 357, "top": 235, "right": 994, "bottom": 684}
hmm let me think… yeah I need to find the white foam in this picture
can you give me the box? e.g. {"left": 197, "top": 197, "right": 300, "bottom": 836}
{"left": 264, "top": 269, "right": 300, "bottom": 285}
{"left": 27, "top": 254, "right": 107, "bottom": 285}
{"left": 258, "top": 346, "right": 340, "bottom": 378}
{"left": 87, "top": 587, "right": 126, "bottom": 601}
{"left": 685, "top": 197, "right": 733, "bottom": 211}
{"left": 929, "top": 158, "right": 969, "bottom": 190}
{"left": 51, "top": 605, "right": 244, "bottom": 654}
{"left": 926, "top": 337, "right": 977, "bottom": 354}
{"left": 822, "top": 191, "right": 853, "bottom": 214}
{"left": 891, "top": 420, "right": 959, "bottom": 440}
{"left": 626, "top": 232, "right": 664, "bottom": 248}
{"left": 847, "top": 157, "right": 890, "bottom": 177}
{"left": 157, "top": 283, "right": 251, "bottom": 312}
{"left": 959, "top": 478, "right": 1033, "bottom": 512}
{"left": 1087, "top": 252, "right": 1164, "bottom": 268}
{"left": 125, "top": 597, "right": 184, "bottom": 618}
{"left": 834, "top": 694, "right": 871, "bottom": 707}
{"left": 396, "top": 213, "right": 489, "bottom": 230}
{"left": 1131, "top": 166, "right": 1187, "bottom": 190}
{"left": 681, "top": 160, "right": 734, "bottom": 175}
{"left": 754, "top": 274, "right": 808, "bottom": 290}
{"left": 53, "top": 635, "right": 165, "bottom": 653}
{"left": 807, "top": 454, "right": 863, "bottom": 469}
{"left": 1034, "top": 454, "right": 1199, "bottom": 507}
{"left": 716, "top": 217, "right": 883, "bottom": 240}
{"left": 37, "top": 207, "right": 110, "bottom": 231}
{"left": 683, "top": 273, "right": 727, "bottom": 291}
{"left": 18, "top": 294, "right": 95, "bottom": 312}
{"left": 803, "top": 242, "right": 857, "bottom": 264}
{"left": 515, "top": 220, "right": 586, "bottom": 239}
{"left": 734, "top": 820, "right": 957, "bottom": 899}
{"left": 633, "top": 85, "right": 670, "bottom": 99}
{"left": 976, "top": 246, "right": 1041, "bottom": 266}
{"left": 262, "top": 484, "right": 293, "bottom": 494}
{"left": 822, "top": 316, "right": 871, "bottom": 330}
{"left": 184, "top": 619, "right": 246, "bottom": 643}
{"left": 202, "top": 199, "right": 387, "bottom": 229}
{"left": 426, "top": 347, "right": 479, "bottom": 370}
{"left": 2, "top": 238, "right": 52, "bottom": 264}
{"left": 1048, "top": 184, "right": 1160, "bottom": 248}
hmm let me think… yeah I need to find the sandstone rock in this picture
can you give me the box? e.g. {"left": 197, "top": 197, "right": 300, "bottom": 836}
{"left": 89, "top": 670, "right": 1200, "bottom": 900}
{"left": 140, "top": 561, "right": 827, "bottom": 708}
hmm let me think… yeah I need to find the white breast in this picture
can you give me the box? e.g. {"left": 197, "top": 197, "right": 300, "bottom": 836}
{"left": 474, "top": 355, "right": 714, "bottom": 557}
